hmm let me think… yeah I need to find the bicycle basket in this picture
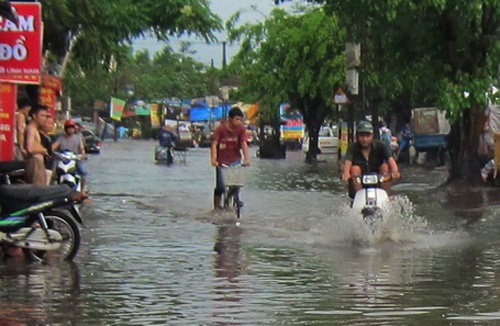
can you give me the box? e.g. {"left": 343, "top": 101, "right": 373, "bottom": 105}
{"left": 221, "top": 166, "right": 246, "bottom": 186}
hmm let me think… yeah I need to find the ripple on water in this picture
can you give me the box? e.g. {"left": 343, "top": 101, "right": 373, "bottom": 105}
{"left": 6, "top": 141, "right": 500, "bottom": 326}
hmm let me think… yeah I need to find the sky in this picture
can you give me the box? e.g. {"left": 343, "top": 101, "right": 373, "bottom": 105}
{"left": 132, "top": 0, "right": 290, "bottom": 67}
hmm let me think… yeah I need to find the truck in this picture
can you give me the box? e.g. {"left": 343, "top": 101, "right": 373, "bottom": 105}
{"left": 411, "top": 107, "right": 450, "bottom": 165}
{"left": 279, "top": 103, "right": 304, "bottom": 150}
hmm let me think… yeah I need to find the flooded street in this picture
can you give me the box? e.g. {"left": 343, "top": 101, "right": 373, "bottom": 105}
{"left": 3, "top": 139, "right": 500, "bottom": 325}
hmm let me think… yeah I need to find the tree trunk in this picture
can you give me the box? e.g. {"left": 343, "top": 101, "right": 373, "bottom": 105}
{"left": 305, "top": 121, "right": 321, "bottom": 163}
{"left": 448, "top": 106, "right": 484, "bottom": 185}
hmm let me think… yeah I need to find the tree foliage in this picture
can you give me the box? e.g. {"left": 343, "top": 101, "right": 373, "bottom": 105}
{"left": 272, "top": 0, "right": 500, "bottom": 181}
{"left": 227, "top": 8, "right": 347, "bottom": 162}
{"left": 316, "top": 0, "right": 500, "bottom": 182}
{"left": 42, "top": 0, "right": 222, "bottom": 70}
{"left": 64, "top": 47, "right": 210, "bottom": 115}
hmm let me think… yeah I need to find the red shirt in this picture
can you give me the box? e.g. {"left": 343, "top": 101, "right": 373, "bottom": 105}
{"left": 213, "top": 123, "right": 248, "bottom": 165}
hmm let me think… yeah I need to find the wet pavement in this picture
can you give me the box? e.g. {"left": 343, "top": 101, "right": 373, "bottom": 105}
{"left": 2, "top": 139, "right": 500, "bottom": 325}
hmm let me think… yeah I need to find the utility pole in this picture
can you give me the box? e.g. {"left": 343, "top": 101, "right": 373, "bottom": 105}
{"left": 222, "top": 41, "right": 227, "bottom": 69}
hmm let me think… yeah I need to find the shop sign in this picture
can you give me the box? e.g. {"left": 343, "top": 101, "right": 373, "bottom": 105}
{"left": 0, "top": 3, "right": 42, "bottom": 84}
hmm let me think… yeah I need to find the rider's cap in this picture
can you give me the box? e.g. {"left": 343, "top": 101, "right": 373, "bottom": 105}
{"left": 357, "top": 121, "right": 374, "bottom": 133}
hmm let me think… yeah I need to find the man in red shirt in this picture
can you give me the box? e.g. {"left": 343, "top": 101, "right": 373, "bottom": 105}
{"left": 210, "top": 107, "right": 251, "bottom": 209}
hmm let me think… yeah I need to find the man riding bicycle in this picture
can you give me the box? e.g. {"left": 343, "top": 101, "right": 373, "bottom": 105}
{"left": 157, "top": 125, "right": 178, "bottom": 164}
{"left": 342, "top": 120, "right": 401, "bottom": 198}
{"left": 210, "top": 107, "right": 251, "bottom": 210}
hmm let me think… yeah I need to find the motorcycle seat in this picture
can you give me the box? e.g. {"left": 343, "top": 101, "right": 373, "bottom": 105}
{"left": 0, "top": 161, "right": 25, "bottom": 173}
{"left": 0, "top": 184, "right": 73, "bottom": 202}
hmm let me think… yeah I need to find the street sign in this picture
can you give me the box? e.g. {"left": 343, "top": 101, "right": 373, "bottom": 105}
{"left": 334, "top": 88, "right": 349, "bottom": 104}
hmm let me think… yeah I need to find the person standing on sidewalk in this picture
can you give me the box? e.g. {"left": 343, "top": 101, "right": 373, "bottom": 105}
{"left": 14, "top": 98, "right": 32, "bottom": 161}
{"left": 24, "top": 104, "right": 49, "bottom": 186}
{"left": 210, "top": 107, "right": 251, "bottom": 210}
{"left": 40, "top": 113, "right": 56, "bottom": 185}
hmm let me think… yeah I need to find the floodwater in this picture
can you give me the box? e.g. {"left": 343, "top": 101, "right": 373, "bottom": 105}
{"left": 3, "top": 139, "right": 500, "bottom": 325}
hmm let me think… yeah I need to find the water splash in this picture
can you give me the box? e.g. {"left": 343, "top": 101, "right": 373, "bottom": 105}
{"left": 317, "top": 195, "right": 429, "bottom": 247}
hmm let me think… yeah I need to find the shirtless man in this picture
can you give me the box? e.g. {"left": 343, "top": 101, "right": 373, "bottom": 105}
{"left": 24, "top": 104, "right": 49, "bottom": 186}
{"left": 14, "top": 98, "right": 32, "bottom": 161}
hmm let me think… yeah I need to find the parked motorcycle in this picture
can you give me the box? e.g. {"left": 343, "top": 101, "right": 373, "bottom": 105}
{"left": 0, "top": 160, "right": 25, "bottom": 184}
{"left": 53, "top": 151, "right": 83, "bottom": 191}
{"left": 0, "top": 183, "right": 84, "bottom": 262}
{"left": 351, "top": 173, "right": 392, "bottom": 221}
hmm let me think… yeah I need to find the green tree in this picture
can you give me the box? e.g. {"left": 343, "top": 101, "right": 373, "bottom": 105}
{"left": 42, "top": 0, "right": 222, "bottom": 74}
{"left": 130, "top": 48, "right": 209, "bottom": 100}
{"left": 227, "top": 8, "right": 347, "bottom": 162}
{"left": 315, "top": 0, "right": 500, "bottom": 183}
{"left": 64, "top": 46, "right": 211, "bottom": 115}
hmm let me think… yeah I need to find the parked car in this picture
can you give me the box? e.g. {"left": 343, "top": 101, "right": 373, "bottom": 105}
{"left": 81, "top": 129, "right": 102, "bottom": 154}
{"left": 302, "top": 125, "right": 339, "bottom": 154}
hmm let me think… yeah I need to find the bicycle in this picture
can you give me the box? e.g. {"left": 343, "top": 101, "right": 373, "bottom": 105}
{"left": 220, "top": 164, "right": 246, "bottom": 219}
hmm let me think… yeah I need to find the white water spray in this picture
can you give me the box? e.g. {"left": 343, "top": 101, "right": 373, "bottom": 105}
{"left": 316, "top": 195, "right": 429, "bottom": 247}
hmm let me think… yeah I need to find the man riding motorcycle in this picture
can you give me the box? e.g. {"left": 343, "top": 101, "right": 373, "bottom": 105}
{"left": 52, "top": 120, "right": 88, "bottom": 195}
{"left": 342, "top": 121, "right": 401, "bottom": 198}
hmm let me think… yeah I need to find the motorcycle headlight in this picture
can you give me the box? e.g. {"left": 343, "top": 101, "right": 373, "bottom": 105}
{"left": 362, "top": 174, "right": 379, "bottom": 185}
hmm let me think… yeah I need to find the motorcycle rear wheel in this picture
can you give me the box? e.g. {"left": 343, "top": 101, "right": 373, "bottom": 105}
{"left": 23, "top": 210, "right": 80, "bottom": 262}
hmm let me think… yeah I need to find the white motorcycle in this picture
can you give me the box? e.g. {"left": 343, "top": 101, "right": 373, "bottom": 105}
{"left": 351, "top": 173, "right": 392, "bottom": 220}
{"left": 53, "top": 151, "right": 83, "bottom": 192}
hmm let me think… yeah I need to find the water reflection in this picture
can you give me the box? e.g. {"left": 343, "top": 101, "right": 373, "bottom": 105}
{"left": 213, "top": 225, "right": 244, "bottom": 282}
{"left": 211, "top": 225, "right": 247, "bottom": 325}
{"left": 3, "top": 140, "right": 500, "bottom": 325}
{"left": 0, "top": 259, "right": 81, "bottom": 325}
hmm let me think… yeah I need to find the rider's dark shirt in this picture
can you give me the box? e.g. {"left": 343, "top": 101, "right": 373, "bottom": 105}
{"left": 345, "top": 139, "right": 392, "bottom": 173}
{"left": 158, "top": 129, "right": 177, "bottom": 148}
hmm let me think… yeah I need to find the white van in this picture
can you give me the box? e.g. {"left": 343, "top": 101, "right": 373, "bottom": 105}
{"left": 302, "top": 125, "right": 339, "bottom": 154}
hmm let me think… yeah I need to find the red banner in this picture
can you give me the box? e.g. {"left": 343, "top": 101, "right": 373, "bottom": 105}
{"left": 41, "top": 74, "right": 62, "bottom": 91}
{"left": 0, "top": 3, "right": 42, "bottom": 84}
{"left": 0, "top": 83, "right": 17, "bottom": 161}
{"left": 39, "top": 87, "right": 56, "bottom": 117}
{"left": 40, "top": 75, "right": 62, "bottom": 117}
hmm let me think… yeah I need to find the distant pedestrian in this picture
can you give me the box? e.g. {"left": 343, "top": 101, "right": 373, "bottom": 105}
{"left": 379, "top": 125, "right": 392, "bottom": 150}
{"left": 397, "top": 122, "right": 413, "bottom": 159}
